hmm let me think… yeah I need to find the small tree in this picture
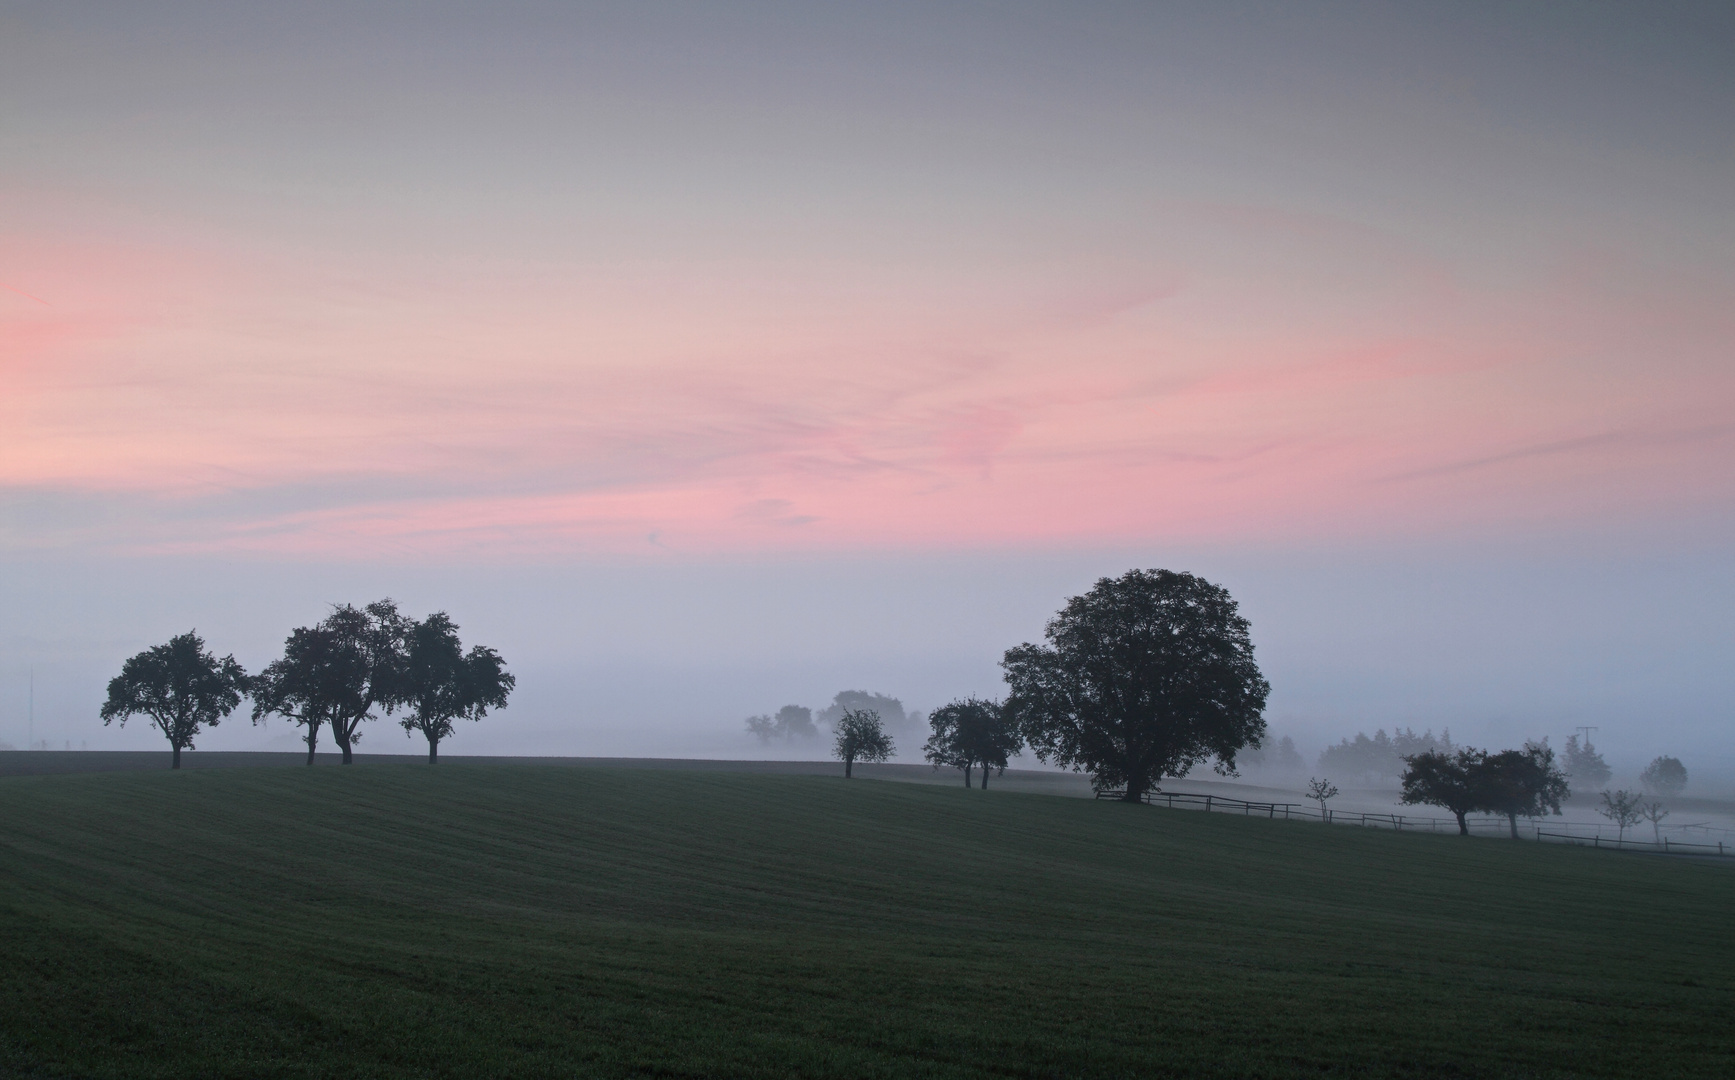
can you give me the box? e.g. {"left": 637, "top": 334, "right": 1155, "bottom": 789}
{"left": 834, "top": 707, "right": 893, "bottom": 778}
{"left": 397, "top": 612, "right": 514, "bottom": 763}
{"left": 1478, "top": 741, "right": 1570, "bottom": 839}
{"left": 1400, "top": 748, "right": 1488, "bottom": 835}
{"left": 1640, "top": 800, "right": 1670, "bottom": 844}
{"left": 924, "top": 697, "right": 1022, "bottom": 789}
{"left": 100, "top": 632, "right": 249, "bottom": 769}
{"left": 1598, "top": 789, "right": 1645, "bottom": 843}
{"left": 1640, "top": 756, "right": 1687, "bottom": 797}
{"left": 1306, "top": 777, "right": 1338, "bottom": 822}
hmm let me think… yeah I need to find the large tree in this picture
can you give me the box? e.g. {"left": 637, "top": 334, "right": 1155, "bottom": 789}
{"left": 1002, "top": 569, "right": 1269, "bottom": 803}
{"left": 100, "top": 632, "right": 249, "bottom": 769}
{"left": 833, "top": 708, "right": 893, "bottom": 778}
{"left": 1399, "top": 748, "right": 1489, "bottom": 835}
{"left": 251, "top": 625, "right": 352, "bottom": 764}
{"left": 923, "top": 697, "right": 1022, "bottom": 789}
{"left": 253, "top": 600, "right": 407, "bottom": 764}
{"left": 1479, "top": 741, "right": 1570, "bottom": 839}
{"left": 1640, "top": 756, "right": 1687, "bottom": 797}
{"left": 398, "top": 612, "right": 514, "bottom": 763}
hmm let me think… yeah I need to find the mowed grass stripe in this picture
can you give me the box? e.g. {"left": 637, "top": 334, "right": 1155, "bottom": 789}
{"left": 0, "top": 762, "right": 1729, "bottom": 1078}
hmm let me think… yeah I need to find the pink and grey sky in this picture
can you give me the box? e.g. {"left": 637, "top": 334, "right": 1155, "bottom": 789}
{"left": 3, "top": 2, "right": 1732, "bottom": 774}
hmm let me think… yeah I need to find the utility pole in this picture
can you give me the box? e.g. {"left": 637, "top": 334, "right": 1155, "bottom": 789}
{"left": 1575, "top": 725, "right": 1599, "bottom": 750}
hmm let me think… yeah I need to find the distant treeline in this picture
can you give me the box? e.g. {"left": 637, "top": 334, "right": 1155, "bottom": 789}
{"left": 746, "top": 691, "right": 915, "bottom": 744}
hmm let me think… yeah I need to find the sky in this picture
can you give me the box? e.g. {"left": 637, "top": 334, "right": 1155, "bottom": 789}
{"left": 3, "top": 2, "right": 1732, "bottom": 782}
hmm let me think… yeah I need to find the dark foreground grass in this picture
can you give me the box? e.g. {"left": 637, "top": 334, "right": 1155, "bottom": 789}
{"left": 0, "top": 764, "right": 1728, "bottom": 1079}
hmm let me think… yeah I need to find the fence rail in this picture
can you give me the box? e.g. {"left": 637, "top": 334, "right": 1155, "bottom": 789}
{"left": 1534, "top": 830, "right": 1729, "bottom": 856}
{"left": 1096, "top": 789, "right": 1734, "bottom": 856}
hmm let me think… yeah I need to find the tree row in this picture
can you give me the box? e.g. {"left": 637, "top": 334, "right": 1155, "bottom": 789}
{"left": 100, "top": 600, "right": 513, "bottom": 767}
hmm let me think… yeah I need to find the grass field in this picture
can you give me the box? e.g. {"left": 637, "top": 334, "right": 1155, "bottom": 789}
{"left": 0, "top": 762, "right": 1728, "bottom": 1078}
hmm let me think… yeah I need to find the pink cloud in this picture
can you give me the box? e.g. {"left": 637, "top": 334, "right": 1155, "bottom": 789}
{"left": 4, "top": 193, "right": 1732, "bottom": 558}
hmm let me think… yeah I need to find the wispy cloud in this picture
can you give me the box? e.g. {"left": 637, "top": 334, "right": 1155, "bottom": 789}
{"left": 5, "top": 182, "right": 1733, "bottom": 557}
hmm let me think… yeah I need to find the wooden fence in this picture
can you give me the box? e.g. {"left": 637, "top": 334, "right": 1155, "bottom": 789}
{"left": 1096, "top": 789, "right": 1734, "bottom": 855}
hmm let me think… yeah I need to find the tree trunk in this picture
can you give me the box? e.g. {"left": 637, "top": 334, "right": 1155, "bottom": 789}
{"left": 981, "top": 765, "right": 990, "bottom": 790}
{"left": 1507, "top": 812, "right": 1518, "bottom": 839}
{"left": 964, "top": 764, "right": 973, "bottom": 788}
{"left": 1454, "top": 811, "right": 1469, "bottom": 836}
{"left": 1121, "top": 769, "right": 1147, "bottom": 802}
{"left": 334, "top": 721, "right": 353, "bottom": 764}
{"left": 845, "top": 756, "right": 853, "bottom": 778}
{"left": 428, "top": 735, "right": 439, "bottom": 764}
{"left": 304, "top": 725, "right": 318, "bottom": 765}
{"left": 171, "top": 743, "right": 182, "bottom": 770}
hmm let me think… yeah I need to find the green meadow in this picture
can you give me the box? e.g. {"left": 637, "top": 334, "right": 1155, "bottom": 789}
{"left": 0, "top": 762, "right": 1728, "bottom": 1078}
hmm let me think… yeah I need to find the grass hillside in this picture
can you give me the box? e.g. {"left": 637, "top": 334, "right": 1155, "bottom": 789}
{"left": 0, "top": 764, "right": 1728, "bottom": 1079}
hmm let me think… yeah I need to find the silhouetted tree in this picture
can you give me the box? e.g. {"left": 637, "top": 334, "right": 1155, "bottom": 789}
{"left": 100, "top": 632, "right": 248, "bottom": 769}
{"left": 1640, "top": 756, "right": 1687, "bottom": 797}
{"left": 833, "top": 708, "right": 893, "bottom": 778}
{"left": 397, "top": 612, "right": 514, "bottom": 763}
{"left": 251, "top": 625, "right": 350, "bottom": 763}
{"left": 1400, "top": 748, "right": 1488, "bottom": 835}
{"left": 1563, "top": 734, "right": 1611, "bottom": 787}
{"left": 1641, "top": 800, "right": 1670, "bottom": 843}
{"left": 253, "top": 600, "right": 407, "bottom": 765}
{"left": 1003, "top": 569, "right": 1269, "bottom": 802}
{"left": 1598, "top": 789, "right": 1645, "bottom": 842}
{"left": 1479, "top": 741, "right": 1570, "bottom": 839}
{"left": 1307, "top": 777, "right": 1339, "bottom": 822}
{"left": 923, "top": 697, "right": 1022, "bottom": 788}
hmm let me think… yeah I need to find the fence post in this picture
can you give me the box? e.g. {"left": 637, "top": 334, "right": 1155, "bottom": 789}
{"left": 1204, "top": 795, "right": 1212, "bottom": 813}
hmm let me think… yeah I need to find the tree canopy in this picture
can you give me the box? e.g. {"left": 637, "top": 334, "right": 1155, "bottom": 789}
{"left": 923, "top": 697, "right": 1022, "bottom": 788}
{"left": 746, "top": 705, "right": 817, "bottom": 744}
{"left": 1479, "top": 741, "right": 1570, "bottom": 839}
{"left": 1002, "top": 569, "right": 1269, "bottom": 802}
{"left": 253, "top": 600, "right": 407, "bottom": 764}
{"left": 398, "top": 612, "right": 514, "bottom": 763}
{"left": 817, "top": 691, "right": 908, "bottom": 734}
{"left": 100, "top": 631, "right": 249, "bottom": 769}
{"left": 833, "top": 708, "right": 893, "bottom": 778}
{"left": 1399, "top": 748, "right": 1489, "bottom": 835}
{"left": 1640, "top": 756, "right": 1687, "bottom": 797}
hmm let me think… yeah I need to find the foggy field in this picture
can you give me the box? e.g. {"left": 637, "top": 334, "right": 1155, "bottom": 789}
{"left": 1, "top": 764, "right": 1730, "bottom": 1079}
